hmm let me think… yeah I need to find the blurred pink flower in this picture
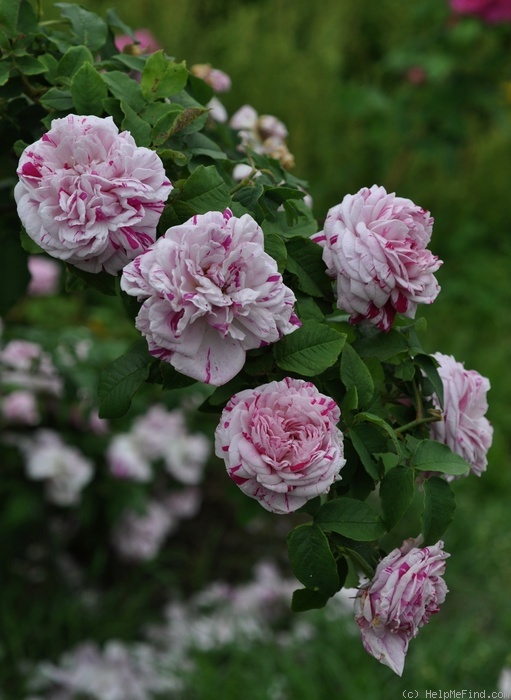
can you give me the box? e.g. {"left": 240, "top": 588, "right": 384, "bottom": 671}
{"left": 1, "top": 389, "right": 39, "bottom": 425}
{"left": 354, "top": 536, "right": 449, "bottom": 676}
{"left": 112, "top": 501, "right": 175, "bottom": 561}
{"left": 121, "top": 209, "right": 300, "bottom": 386}
{"left": 312, "top": 185, "right": 442, "bottom": 331}
{"left": 27, "top": 255, "right": 60, "bottom": 296}
{"left": 215, "top": 377, "right": 345, "bottom": 514}
{"left": 107, "top": 434, "right": 152, "bottom": 482}
{"left": 429, "top": 352, "right": 493, "bottom": 477}
{"left": 115, "top": 28, "right": 161, "bottom": 54}
{"left": 25, "top": 430, "right": 93, "bottom": 506}
{"left": 15, "top": 114, "right": 172, "bottom": 275}
{"left": 0, "top": 339, "right": 62, "bottom": 396}
{"left": 450, "top": 0, "right": 511, "bottom": 22}
{"left": 191, "top": 64, "right": 232, "bottom": 93}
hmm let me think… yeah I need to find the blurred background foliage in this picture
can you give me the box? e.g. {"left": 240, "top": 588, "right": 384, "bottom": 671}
{"left": 6, "top": 0, "right": 511, "bottom": 696}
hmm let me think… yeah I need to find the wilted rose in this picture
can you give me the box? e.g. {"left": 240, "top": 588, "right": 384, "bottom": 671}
{"left": 429, "top": 352, "right": 493, "bottom": 477}
{"left": 354, "top": 536, "right": 449, "bottom": 676}
{"left": 15, "top": 114, "right": 172, "bottom": 274}
{"left": 121, "top": 209, "right": 300, "bottom": 386}
{"left": 214, "top": 377, "right": 346, "bottom": 514}
{"left": 312, "top": 185, "right": 442, "bottom": 331}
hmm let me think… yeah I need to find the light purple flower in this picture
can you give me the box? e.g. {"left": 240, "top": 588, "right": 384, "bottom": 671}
{"left": 1, "top": 390, "right": 39, "bottom": 425}
{"left": 214, "top": 377, "right": 345, "bottom": 514}
{"left": 112, "top": 501, "right": 175, "bottom": 562}
{"left": 450, "top": 0, "right": 511, "bottom": 22}
{"left": 354, "top": 536, "right": 449, "bottom": 676}
{"left": 115, "top": 28, "right": 161, "bottom": 54}
{"left": 121, "top": 209, "right": 300, "bottom": 386}
{"left": 25, "top": 430, "right": 93, "bottom": 506}
{"left": 429, "top": 352, "right": 493, "bottom": 477}
{"left": 191, "top": 64, "right": 232, "bottom": 93}
{"left": 27, "top": 255, "right": 60, "bottom": 296}
{"left": 312, "top": 185, "right": 442, "bottom": 331}
{"left": 0, "top": 339, "right": 62, "bottom": 396}
{"left": 15, "top": 114, "right": 172, "bottom": 274}
{"left": 107, "top": 434, "right": 152, "bottom": 482}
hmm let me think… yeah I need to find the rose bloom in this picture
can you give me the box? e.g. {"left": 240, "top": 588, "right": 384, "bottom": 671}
{"left": 0, "top": 339, "right": 62, "bottom": 396}
{"left": 312, "top": 185, "right": 442, "bottom": 332}
{"left": 1, "top": 390, "right": 39, "bottom": 425}
{"left": 15, "top": 114, "right": 172, "bottom": 275}
{"left": 121, "top": 209, "right": 300, "bottom": 386}
{"left": 115, "top": 28, "right": 161, "bottom": 54}
{"left": 429, "top": 352, "right": 493, "bottom": 477}
{"left": 107, "top": 434, "right": 153, "bottom": 482}
{"left": 450, "top": 0, "right": 511, "bottom": 22}
{"left": 214, "top": 377, "right": 346, "bottom": 514}
{"left": 112, "top": 501, "right": 175, "bottom": 562}
{"left": 354, "top": 536, "right": 449, "bottom": 676}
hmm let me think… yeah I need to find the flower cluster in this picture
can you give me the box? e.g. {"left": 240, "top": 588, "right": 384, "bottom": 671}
{"left": 230, "top": 105, "right": 295, "bottom": 169}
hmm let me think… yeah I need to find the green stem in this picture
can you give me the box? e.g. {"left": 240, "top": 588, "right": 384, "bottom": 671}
{"left": 395, "top": 409, "right": 442, "bottom": 436}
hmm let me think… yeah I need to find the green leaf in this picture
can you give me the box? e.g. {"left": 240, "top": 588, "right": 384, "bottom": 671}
{"left": 176, "top": 165, "right": 231, "bottom": 214}
{"left": 379, "top": 466, "right": 414, "bottom": 530}
{"left": 55, "top": 3, "right": 108, "bottom": 53}
{"left": 264, "top": 233, "right": 287, "bottom": 273}
{"left": 294, "top": 295, "right": 324, "bottom": 322}
{"left": 102, "top": 71, "right": 145, "bottom": 112}
{"left": 0, "top": 60, "right": 10, "bottom": 86}
{"left": 40, "top": 87, "right": 74, "bottom": 111}
{"left": 340, "top": 344, "right": 375, "bottom": 409}
{"left": 185, "top": 131, "right": 228, "bottom": 159}
{"left": 38, "top": 54, "right": 59, "bottom": 83}
{"left": 150, "top": 105, "right": 184, "bottom": 146}
{"left": 20, "top": 228, "right": 44, "bottom": 254}
{"left": 141, "top": 51, "right": 188, "bottom": 101}
{"left": 273, "top": 320, "right": 346, "bottom": 376}
{"left": 415, "top": 353, "right": 444, "bottom": 408}
{"left": 354, "top": 328, "right": 409, "bottom": 361}
{"left": 353, "top": 412, "right": 401, "bottom": 455}
{"left": 169, "top": 106, "right": 208, "bottom": 135}
{"left": 57, "top": 45, "right": 94, "bottom": 78}
{"left": 70, "top": 62, "right": 107, "bottom": 116}
{"left": 13, "top": 55, "right": 47, "bottom": 75}
{"left": 66, "top": 266, "right": 117, "bottom": 296}
{"left": 285, "top": 237, "right": 332, "bottom": 298}
{"left": 121, "top": 101, "right": 151, "bottom": 147}
{"left": 233, "top": 183, "right": 264, "bottom": 213}
{"left": 264, "top": 186, "right": 305, "bottom": 205}
{"left": 159, "top": 362, "right": 198, "bottom": 391}
{"left": 346, "top": 426, "right": 380, "bottom": 480}
{"left": 97, "top": 352, "right": 150, "bottom": 419}
{"left": 422, "top": 476, "right": 456, "bottom": 545}
{"left": 287, "top": 524, "right": 339, "bottom": 596}
{"left": 315, "top": 497, "right": 385, "bottom": 541}
{"left": 412, "top": 440, "right": 471, "bottom": 477}
{"left": 291, "top": 588, "right": 331, "bottom": 613}
{"left": 0, "top": 0, "right": 22, "bottom": 34}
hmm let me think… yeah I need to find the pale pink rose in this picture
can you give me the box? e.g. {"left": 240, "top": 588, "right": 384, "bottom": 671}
{"left": 0, "top": 339, "right": 62, "bottom": 396}
{"left": 121, "top": 209, "right": 300, "bottom": 386}
{"left": 112, "top": 501, "right": 175, "bottom": 561}
{"left": 115, "top": 28, "right": 161, "bottom": 54}
{"left": 15, "top": 115, "right": 172, "bottom": 275}
{"left": 27, "top": 255, "right": 60, "bottom": 296}
{"left": 164, "top": 487, "right": 202, "bottom": 519}
{"left": 229, "top": 105, "right": 292, "bottom": 166}
{"left": 312, "top": 185, "right": 442, "bottom": 332}
{"left": 214, "top": 377, "right": 346, "bottom": 514}
{"left": 1, "top": 390, "right": 39, "bottom": 425}
{"left": 190, "top": 64, "right": 232, "bottom": 93}
{"left": 25, "top": 430, "right": 93, "bottom": 506}
{"left": 107, "top": 434, "right": 152, "bottom": 482}
{"left": 429, "top": 352, "right": 493, "bottom": 477}
{"left": 450, "top": 0, "right": 511, "bottom": 22}
{"left": 207, "top": 97, "right": 228, "bottom": 123}
{"left": 354, "top": 536, "right": 449, "bottom": 676}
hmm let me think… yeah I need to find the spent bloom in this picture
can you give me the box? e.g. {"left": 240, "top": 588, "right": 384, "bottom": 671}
{"left": 312, "top": 185, "right": 442, "bottom": 331}
{"left": 121, "top": 209, "right": 300, "bottom": 386}
{"left": 354, "top": 536, "right": 449, "bottom": 676}
{"left": 215, "top": 377, "right": 346, "bottom": 514}
{"left": 24, "top": 430, "right": 93, "bottom": 506}
{"left": 450, "top": 0, "right": 511, "bottom": 22}
{"left": 429, "top": 352, "right": 493, "bottom": 477}
{"left": 15, "top": 114, "right": 172, "bottom": 274}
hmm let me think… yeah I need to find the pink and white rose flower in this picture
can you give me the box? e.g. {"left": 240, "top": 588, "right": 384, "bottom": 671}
{"left": 312, "top": 185, "right": 442, "bottom": 331}
{"left": 15, "top": 114, "right": 172, "bottom": 274}
{"left": 214, "top": 377, "right": 346, "bottom": 514}
{"left": 121, "top": 209, "right": 300, "bottom": 386}
{"left": 112, "top": 501, "right": 176, "bottom": 562}
{"left": 1, "top": 389, "right": 39, "bottom": 425}
{"left": 429, "top": 352, "right": 493, "bottom": 477}
{"left": 450, "top": 0, "right": 511, "bottom": 22}
{"left": 354, "top": 536, "right": 449, "bottom": 676}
